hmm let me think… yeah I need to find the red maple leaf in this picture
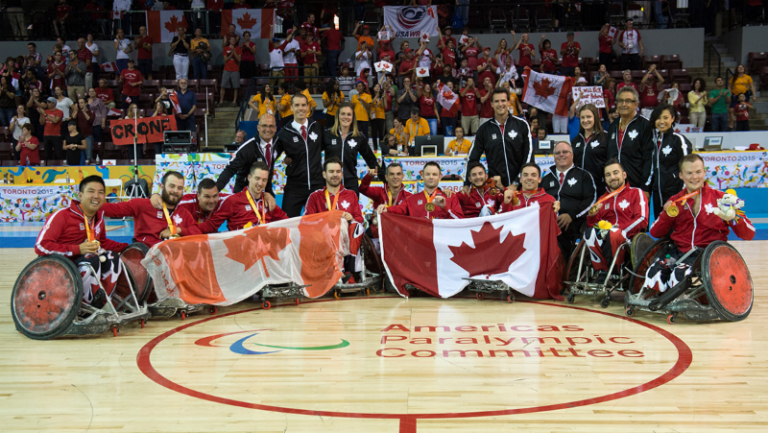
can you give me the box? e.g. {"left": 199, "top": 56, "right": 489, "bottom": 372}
{"left": 223, "top": 226, "right": 291, "bottom": 274}
{"left": 448, "top": 222, "right": 526, "bottom": 276}
{"left": 533, "top": 77, "right": 556, "bottom": 99}
{"left": 164, "top": 15, "right": 188, "bottom": 34}
{"left": 418, "top": 68, "right": 427, "bottom": 75}
{"left": 237, "top": 12, "right": 257, "bottom": 29}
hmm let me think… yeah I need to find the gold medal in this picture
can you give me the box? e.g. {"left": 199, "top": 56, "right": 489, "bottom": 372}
{"left": 589, "top": 204, "right": 600, "bottom": 216}
{"left": 425, "top": 202, "right": 436, "bottom": 212}
{"left": 666, "top": 190, "right": 699, "bottom": 218}
{"left": 489, "top": 187, "right": 499, "bottom": 196}
{"left": 666, "top": 203, "right": 679, "bottom": 217}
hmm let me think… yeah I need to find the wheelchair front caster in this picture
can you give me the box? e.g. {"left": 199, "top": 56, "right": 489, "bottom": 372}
{"left": 600, "top": 297, "right": 610, "bottom": 308}
{"left": 567, "top": 293, "right": 575, "bottom": 304}
{"left": 262, "top": 301, "right": 271, "bottom": 310}
{"left": 625, "top": 307, "right": 635, "bottom": 317}
{"left": 180, "top": 311, "right": 186, "bottom": 321}
{"left": 667, "top": 313, "right": 678, "bottom": 324}
{"left": 295, "top": 298, "right": 300, "bottom": 305}
{"left": 209, "top": 306, "right": 217, "bottom": 315}
{"left": 476, "top": 292, "right": 484, "bottom": 300}
{"left": 333, "top": 290, "right": 341, "bottom": 299}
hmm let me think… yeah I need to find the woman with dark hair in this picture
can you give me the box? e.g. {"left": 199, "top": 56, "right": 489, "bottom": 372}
{"left": 727, "top": 64, "right": 757, "bottom": 130}
{"left": 322, "top": 80, "right": 344, "bottom": 125}
{"left": 649, "top": 103, "right": 691, "bottom": 219}
{"left": 370, "top": 82, "right": 389, "bottom": 154}
{"left": 0, "top": 76, "right": 17, "bottom": 126}
{"left": 71, "top": 97, "right": 94, "bottom": 164}
{"left": 322, "top": 102, "right": 379, "bottom": 195}
{"left": 687, "top": 77, "right": 707, "bottom": 129}
{"left": 248, "top": 84, "right": 277, "bottom": 120}
{"left": 63, "top": 120, "right": 86, "bottom": 166}
{"left": 350, "top": 81, "right": 372, "bottom": 140}
{"left": 538, "top": 37, "right": 558, "bottom": 74}
{"left": 415, "top": 82, "right": 438, "bottom": 130}
{"left": 572, "top": 103, "right": 608, "bottom": 193}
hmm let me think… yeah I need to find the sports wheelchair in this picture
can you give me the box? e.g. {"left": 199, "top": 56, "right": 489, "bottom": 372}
{"left": 563, "top": 232, "right": 655, "bottom": 307}
{"left": 11, "top": 252, "right": 150, "bottom": 339}
{"left": 625, "top": 239, "right": 753, "bottom": 324}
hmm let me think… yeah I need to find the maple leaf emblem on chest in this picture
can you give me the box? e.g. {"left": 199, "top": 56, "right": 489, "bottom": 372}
{"left": 172, "top": 214, "right": 183, "bottom": 225}
{"left": 348, "top": 139, "right": 357, "bottom": 148}
{"left": 705, "top": 203, "right": 716, "bottom": 214}
{"left": 508, "top": 129, "right": 518, "bottom": 140}
{"left": 237, "top": 12, "right": 257, "bottom": 29}
{"left": 533, "top": 77, "right": 556, "bottom": 99}
{"left": 567, "top": 177, "right": 577, "bottom": 187}
{"left": 628, "top": 129, "right": 638, "bottom": 140}
{"left": 619, "top": 199, "right": 630, "bottom": 210}
{"left": 662, "top": 145, "right": 672, "bottom": 156}
{"left": 308, "top": 131, "right": 318, "bottom": 141}
{"left": 340, "top": 200, "right": 350, "bottom": 210}
{"left": 590, "top": 141, "right": 599, "bottom": 148}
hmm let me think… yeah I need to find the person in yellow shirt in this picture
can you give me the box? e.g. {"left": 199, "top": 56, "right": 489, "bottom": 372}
{"left": 500, "top": 81, "right": 523, "bottom": 116}
{"left": 446, "top": 126, "right": 472, "bottom": 155}
{"left": 727, "top": 65, "right": 757, "bottom": 129}
{"left": 322, "top": 79, "right": 344, "bottom": 124}
{"left": 351, "top": 81, "right": 372, "bottom": 138}
{"left": 277, "top": 82, "right": 293, "bottom": 126}
{"left": 248, "top": 84, "right": 277, "bottom": 120}
{"left": 296, "top": 80, "right": 317, "bottom": 118}
{"left": 190, "top": 29, "right": 211, "bottom": 80}
{"left": 370, "top": 82, "right": 389, "bottom": 154}
{"left": 404, "top": 107, "right": 431, "bottom": 155}
{"left": 389, "top": 117, "right": 406, "bottom": 148}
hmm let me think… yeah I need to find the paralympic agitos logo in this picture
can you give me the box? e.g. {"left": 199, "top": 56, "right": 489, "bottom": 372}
{"left": 195, "top": 329, "right": 349, "bottom": 355}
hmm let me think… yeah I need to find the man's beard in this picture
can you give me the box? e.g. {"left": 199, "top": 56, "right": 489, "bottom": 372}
{"left": 327, "top": 177, "right": 342, "bottom": 188}
{"left": 609, "top": 180, "right": 624, "bottom": 191}
{"left": 162, "top": 188, "right": 181, "bottom": 206}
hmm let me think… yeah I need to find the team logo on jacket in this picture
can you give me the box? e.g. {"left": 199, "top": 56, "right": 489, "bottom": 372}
{"left": 348, "top": 139, "right": 358, "bottom": 149}
{"left": 157, "top": 211, "right": 163, "bottom": 218}
{"left": 605, "top": 203, "right": 610, "bottom": 209}
{"left": 293, "top": 137, "right": 299, "bottom": 143}
{"left": 567, "top": 177, "right": 577, "bottom": 187}
{"left": 309, "top": 131, "right": 318, "bottom": 141}
{"left": 79, "top": 223, "right": 85, "bottom": 230}
{"left": 508, "top": 130, "right": 518, "bottom": 139}
{"left": 611, "top": 133, "right": 616, "bottom": 139}
{"left": 418, "top": 200, "right": 423, "bottom": 205}
{"left": 576, "top": 142, "right": 581, "bottom": 147}
{"left": 245, "top": 205, "right": 252, "bottom": 211}
{"left": 491, "top": 134, "right": 497, "bottom": 140}
{"left": 662, "top": 145, "right": 672, "bottom": 156}
{"left": 628, "top": 130, "right": 638, "bottom": 140}
{"left": 340, "top": 200, "right": 350, "bottom": 210}
{"left": 332, "top": 139, "right": 337, "bottom": 145}
{"left": 550, "top": 181, "right": 555, "bottom": 187}
{"left": 590, "top": 141, "right": 599, "bottom": 148}
{"left": 619, "top": 199, "right": 630, "bottom": 210}
{"left": 475, "top": 201, "right": 481, "bottom": 208}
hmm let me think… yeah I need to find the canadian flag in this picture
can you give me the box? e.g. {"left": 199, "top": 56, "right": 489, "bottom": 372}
{"left": 10, "top": 71, "right": 20, "bottom": 90}
{"left": 522, "top": 67, "right": 573, "bottom": 117}
{"left": 168, "top": 90, "right": 182, "bottom": 114}
{"left": 420, "top": 32, "right": 430, "bottom": 43}
{"left": 100, "top": 62, "right": 118, "bottom": 72}
{"left": 221, "top": 9, "right": 274, "bottom": 39}
{"left": 416, "top": 67, "right": 430, "bottom": 78}
{"left": 375, "top": 61, "right": 393, "bottom": 73}
{"left": 435, "top": 81, "right": 458, "bottom": 111}
{"left": 379, "top": 204, "right": 561, "bottom": 299}
{"left": 146, "top": 10, "right": 188, "bottom": 43}
{"left": 141, "top": 212, "right": 352, "bottom": 305}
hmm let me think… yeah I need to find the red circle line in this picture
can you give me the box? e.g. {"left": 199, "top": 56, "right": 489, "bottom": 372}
{"left": 136, "top": 297, "right": 692, "bottom": 422}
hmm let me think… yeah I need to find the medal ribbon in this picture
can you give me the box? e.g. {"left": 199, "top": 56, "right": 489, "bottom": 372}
{"left": 325, "top": 188, "right": 340, "bottom": 211}
{"left": 593, "top": 183, "right": 627, "bottom": 209}
{"left": 424, "top": 189, "right": 438, "bottom": 206}
{"left": 245, "top": 189, "right": 266, "bottom": 226}
{"left": 84, "top": 214, "right": 95, "bottom": 242}
{"left": 673, "top": 190, "right": 700, "bottom": 206}
{"left": 162, "top": 202, "right": 177, "bottom": 236}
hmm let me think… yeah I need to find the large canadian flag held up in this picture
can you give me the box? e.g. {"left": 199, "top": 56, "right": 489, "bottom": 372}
{"left": 379, "top": 204, "right": 561, "bottom": 299}
{"left": 146, "top": 11, "right": 189, "bottom": 43}
{"left": 522, "top": 67, "right": 573, "bottom": 117}
{"left": 221, "top": 9, "right": 274, "bottom": 39}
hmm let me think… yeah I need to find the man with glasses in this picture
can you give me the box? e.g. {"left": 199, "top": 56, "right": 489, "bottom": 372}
{"left": 542, "top": 141, "right": 597, "bottom": 257}
{"left": 606, "top": 87, "right": 654, "bottom": 201}
{"left": 175, "top": 78, "right": 197, "bottom": 138}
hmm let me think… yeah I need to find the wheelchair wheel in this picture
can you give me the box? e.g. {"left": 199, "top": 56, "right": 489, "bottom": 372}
{"left": 702, "top": 241, "right": 753, "bottom": 322}
{"left": 120, "top": 242, "right": 153, "bottom": 304}
{"left": 628, "top": 238, "right": 674, "bottom": 296}
{"left": 630, "top": 232, "right": 654, "bottom": 270}
{"left": 11, "top": 256, "right": 83, "bottom": 340}
{"left": 564, "top": 241, "right": 586, "bottom": 283}
{"left": 361, "top": 235, "right": 383, "bottom": 276}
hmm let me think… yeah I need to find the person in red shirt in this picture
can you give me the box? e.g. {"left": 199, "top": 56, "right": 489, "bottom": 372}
{"left": 437, "top": 27, "right": 456, "bottom": 68}
{"left": 101, "top": 171, "right": 201, "bottom": 247}
{"left": 119, "top": 59, "right": 143, "bottom": 110}
{"left": 459, "top": 77, "right": 480, "bottom": 135}
{"left": 477, "top": 47, "right": 497, "bottom": 87}
{"left": 135, "top": 26, "right": 154, "bottom": 80}
{"left": 16, "top": 124, "right": 41, "bottom": 166}
{"left": 616, "top": 69, "right": 637, "bottom": 94}
{"left": 220, "top": 35, "right": 242, "bottom": 107}
{"left": 478, "top": 77, "right": 495, "bottom": 124}
{"left": 538, "top": 36, "right": 558, "bottom": 74}
{"left": 733, "top": 93, "right": 753, "bottom": 131}
{"left": 378, "top": 40, "right": 396, "bottom": 64}
{"left": 42, "top": 97, "right": 64, "bottom": 162}
{"left": 586, "top": 159, "right": 648, "bottom": 239}
{"left": 644, "top": 154, "right": 754, "bottom": 310}
{"left": 96, "top": 78, "right": 116, "bottom": 109}
{"left": 301, "top": 33, "right": 321, "bottom": 92}
{"left": 560, "top": 31, "right": 581, "bottom": 77}
{"left": 455, "top": 162, "right": 505, "bottom": 218}
{"left": 501, "top": 162, "right": 560, "bottom": 214}
{"left": 513, "top": 32, "right": 535, "bottom": 73}
{"left": 378, "top": 161, "right": 463, "bottom": 219}
{"left": 416, "top": 82, "right": 438, "bottom": 125}
{"left": 35, "top": 176, "right": 130, "bottom": 307}
{"left": 166, "top": 178, "right": 229, "bottom": 224}
{"left": 47, "top": 51, "right": 67, "bottom": 94}
{"left": 198, "top": 162, "right": 288, "bottom": 233}
{"left": 438, "top": 81, "right": 460, "bottom": 135}
{"left": 359, "top": 163, "right": 410, "bottom": 248}
{"left": 398, "top": 49, "right": 416, "bottom": 79}
{"left": 322, "top": 25, "right": 343, "bottom": 77}
{"left": 240, "top": 30, "right": 258, "bottom": 80}
{"left": 461, "top": 36, "right": 480, "bottom": 72}
{"left": 638, "top": 64, "right": 665, "bottom": 118}
{"left": 598, "top": 23, "right": 616, "bottom": 71}
{"left": 53, "top": 0, "right": 72, "bottom": 39}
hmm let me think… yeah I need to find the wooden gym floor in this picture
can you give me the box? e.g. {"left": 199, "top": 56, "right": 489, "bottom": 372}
{"left": 1, "top": 241, "right": 767, "bottom": 432}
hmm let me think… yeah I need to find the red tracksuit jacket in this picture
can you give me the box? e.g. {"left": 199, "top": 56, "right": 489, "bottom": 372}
{"left": 387, "top": 188, "right": 464, "bottom": 219}
{"left": 586, "top": 184, "right": 649, "bottom": 239}
{"left": 501, "top": 188, "right": 557, "bottom": 213}
{"left": 36, "top": 201, "right": 128, "bottom": 257}
{"left": 177, "top": 192, "right": 230, "bottom": 224}
{"left": 650, "top": 184, "right": 755, "bottom": 253}
{"left": 101, "top": 199, "right": 201, "bottom": 247}
{"left": 455, "top": 186, "right": 504, "bottom": 217}
{"left": 358, "top": 173, "right": 412, "bottom": 209}
{"left": 197, "top": 190, "right": 289, "bottom": 233}
{"left": 304, "top": 186, "right": 364, "bottom": 223}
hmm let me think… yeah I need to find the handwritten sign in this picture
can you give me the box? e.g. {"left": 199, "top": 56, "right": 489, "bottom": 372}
{"left": 572, "top": 86, "right": 605, "bottom": 108}
{"left": 109, "top": 115, "right": 178, "bottom": 145}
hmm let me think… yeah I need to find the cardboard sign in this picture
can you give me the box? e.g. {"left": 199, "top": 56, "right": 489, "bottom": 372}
{"left": 375, "top": 61, "right": 393, "bottom": 73}
{"left": 110, "top": 115, "right": 179, "bottom": 145}
{"left": 572, "top": 86, "right": 605, "bottom": 108}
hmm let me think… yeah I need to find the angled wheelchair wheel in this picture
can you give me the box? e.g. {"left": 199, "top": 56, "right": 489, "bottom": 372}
{"left": 361, "top": 235, "right": 383, "bottom": 276}
{"left": 702, "top": 241, "right": 753, "bottom": 322}
{"left": 11, "top": 256, "right": 83, "bottom": 340}
{"left": 564, "top": 241, "right": 586, "bottom": 283}
{"left": 628, "top": 237, "right": 674, "bottom": 296}
{"left": 120, "top": 242, "right": 153, "bottom": 304}
{"left": 630, "top": 232, "right": 655, "bottom": 270}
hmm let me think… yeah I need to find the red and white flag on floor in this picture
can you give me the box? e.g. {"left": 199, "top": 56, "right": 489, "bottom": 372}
{"left": 146, "top": 10, "right": 189, "bottom": 43}
{"left": 379, "top": 204, "right": 561, "bottom": 299}
{"left": 167, "top": 90, "right": 182, "bottom": 114}
{"left": 142, "top": 212, "right": 351, "bottom": 305}
{"left": 435, "top": 81, "right": 459, "bottom": 111}
{"left": 101, "top": 62, "right": 117, "bottom": 72}
{"left": 221, "top": 9, "right": 274, "bottom": 38}
{"left": 522, "top": 67, "right": 573, "bottom": 117}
